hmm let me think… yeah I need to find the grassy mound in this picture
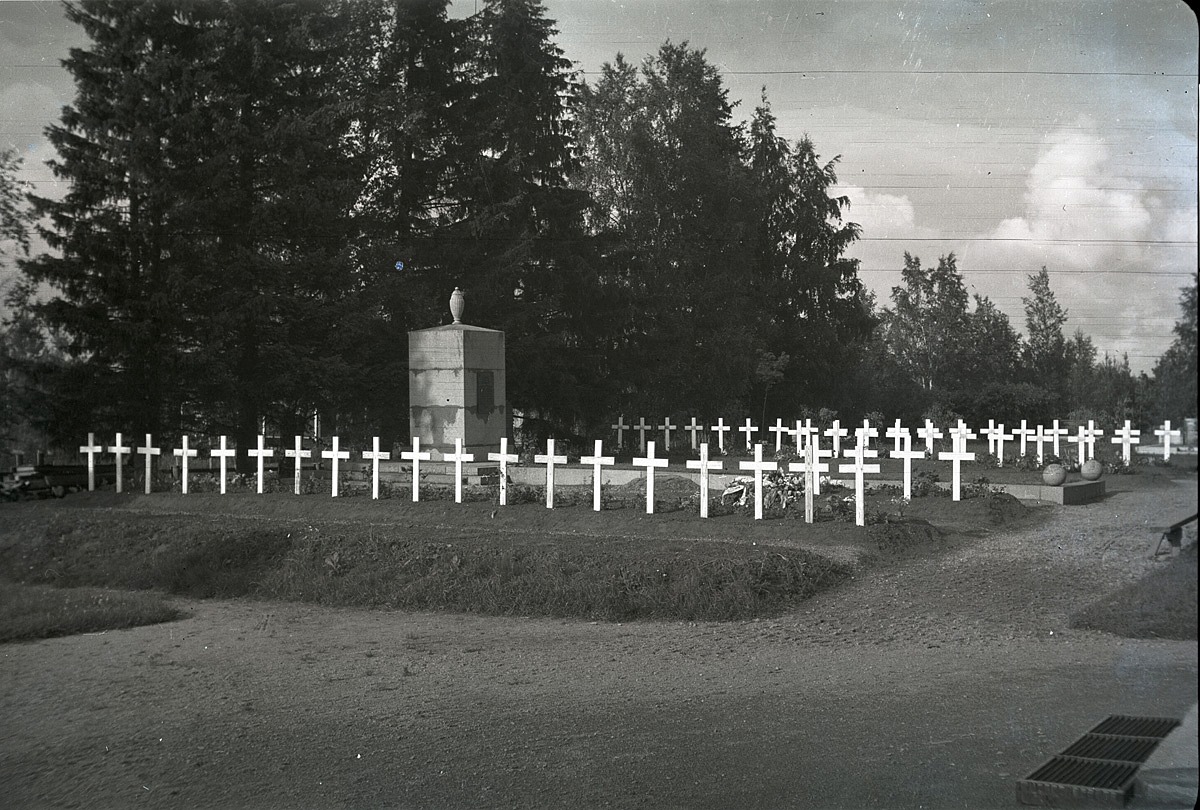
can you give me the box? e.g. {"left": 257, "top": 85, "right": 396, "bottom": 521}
{"left": 0, "top": 580, "right": 182, "bottom": 643}
{"left": 1070, "top": 542, "right": 1198, "bottom": 640}
{"left": 0, "top": 511, "right": 851, "bottom": 622}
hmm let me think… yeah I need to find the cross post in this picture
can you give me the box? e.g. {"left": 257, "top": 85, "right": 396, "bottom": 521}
{"left": 534, "top": 438, "right": 567, "bottom": 509}
{"left": 210, "top": 435, "right": 236, "bottom": 495}
{"left": 684, "top": 417, "right": 703, "bottom": 451}
{"left": 80, "top": 433, "right": 102, "bottom": 491}
{"left": 769, "top": 418, "right": 787, "bottom": 453}
{"left": 580, "top": 439, "right": 615, "bottom": 512}
{"left": 885, "top": 419, "right": 906, "bottom": 454}
{"left": 611, "top": 415, "right": 628, "bottom": 449}
{"left": 1111, "top": 420, "right": 1141, "bottom": 465}
{"left": 789, "top": 436, "right": 830, "bottom": 524}
{"left": 135, "top": 434, "right": 161, "bottom": 495}
{"left": 108, "top": 433, "right": 131, "bottom": 493}
{"left": 1154, "top": 420, "right": 1181, "bottom": 460}
{"left": 825, "top": 420, "right": 848, "bottom": 458}
{"left": 859, "top": 419, "right": 879, "bottom": 449}
{"left": 659, "top": 417, "right": 676, "bottom": 451}
{"left": 982, "top": 419, "right": 999, "bottom": 455}
{"left": 401, "top": 438, "right": 432, "bottom": 502}
{"left": 890, "top": 432, "right": 924, "bottom": 501}
{"left": 633, "top": 440, "right": 669, "bottom": 514}
{"left": 1013, "top": 420, "right": 1034, "bottom": 458}
{"left": 1081, "top": 420, "right": 1104, "bottom": 462}
{"left": 1048, "top": 419, "right": 1067, "bottom": 458}
{"left": 247, "top": 434, "right": 273, "bottom": 494}
{"left": 739, "top": 418, "right": 759, "bottom": 451}
{"left": 917, "top": 419, "right": 942, "bottom": 457}
{"left": 321, "top": 436, "right": 350, "bottom": 497}
{"left": 173, "top": 435, "right": 198, "bottom": 495}
{"left": 1032, "top": 425, "right": 1048, "bottom": 466}
{"left": 445, "top": 438, "right": 474, "bottom": 504}
{"left": 938, "top": 431, "right": 975, "bottom": 502}
{"left": 839, "top": 439, "right": 881, "bottom": 527}
{"left": 487, "top": 437, "right": 519, "bottom": 506}
{"left": 686, "top": 442, "right": 723, "bottom": 518}
{"left": 738, "top": 443, "right": 779, "bottom": 520}
{"left": 633, "top": 417, "right": 651, "bottom": 454}
{"left": 1067, "top": 424, "right": 1088, "bottom": 466}
{"left": 710, "top": 418, "right": 731, "bottom": 453}
{"left": 994, "top": 423, "right": 1013, "bottom": 466}
{"left": 362, "top": 437, "right": 391, "bottom": 500}
{"left": 284, "top": 436, "right": 312, "bottom": 495}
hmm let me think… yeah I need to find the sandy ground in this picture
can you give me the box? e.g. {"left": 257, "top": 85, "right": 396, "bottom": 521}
{"left": 1, "top": 477, "right": 1196, "bottom": 809}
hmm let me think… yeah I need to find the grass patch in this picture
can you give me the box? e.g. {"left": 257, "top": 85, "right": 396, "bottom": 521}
{"left": 0, "top": 580, "right": 182, "bottom": 643}
{"left": 0, "top": 512, "right": 850, "bottom": 622}
{"left": 1070, "top": 543, "right": 1198, "bottom": 640}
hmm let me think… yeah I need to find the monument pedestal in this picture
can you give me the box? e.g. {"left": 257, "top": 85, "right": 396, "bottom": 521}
{"left": 408, "top": 288, "right": 510, "bottom": 459}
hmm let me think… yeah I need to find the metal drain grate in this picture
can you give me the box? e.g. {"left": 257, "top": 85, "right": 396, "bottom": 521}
{"left": 1016, "top": 715, "right": 1182, "bottom": 807}
{"left": 1088, "top": 715, "right": 1181, "bottom": 739}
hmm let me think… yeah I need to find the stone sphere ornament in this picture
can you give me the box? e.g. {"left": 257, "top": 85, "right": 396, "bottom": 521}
{"left": 1080, "top": 459, "right": 1104, "bottom": 481}
{"left": 1042, "top": 464, "right": 1067, "bottom": 486}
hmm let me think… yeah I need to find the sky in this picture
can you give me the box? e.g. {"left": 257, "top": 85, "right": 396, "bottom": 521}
{"left": 1, "top": 0, "right": 1196, "bottom": 373}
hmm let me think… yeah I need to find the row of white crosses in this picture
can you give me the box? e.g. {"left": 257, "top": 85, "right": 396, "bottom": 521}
{"left": 76, "top": 417, "right": 1189, "bottom": 516}
{"left": 610, "top": 415, "right": 1189, "bottom": 465}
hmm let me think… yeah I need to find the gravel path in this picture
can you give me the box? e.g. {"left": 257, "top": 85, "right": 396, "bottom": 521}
{"left": 1, "top": 477, "right": 1196, "bottom": 808}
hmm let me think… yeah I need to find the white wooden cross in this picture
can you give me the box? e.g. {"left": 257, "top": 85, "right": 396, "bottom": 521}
{"left": 825, "top": 420, "right": 848, "bottom": 458}
{"left": 108, "top": 433, "right": 131, "bottom": 493}
{"left": 805, "top": 430, "right": 834, "bottom": 497}
{"left": 1066, "top": 424, "right": 1087, "bottom": 465}
{"left": 1080, "top": 420, "right": 1104, "bottom": 462}
{"left": 633, "top": 440, "right": 669, "bottom": 514}
{"left": 633, "top": 417, "right": 651, "bottom": 453}
{"left": 1013, "top": 420, "right": 1034, "bottom": 458}
{"left": 839, "top": 439, "right": 880, "bottom": 527}
{"left": 795, "top": 418, "right": 814, "bottom": 453}
{"left": 445, "top": 438, "right": 474, "bottom": 504}
{"left": 535, "top": 438, "right": 567, "bottom": 509}
{"left": 1047, "top": 419, "right": 1068, "bottom": 458}
{"left": 211, "top": 435, "right": 236, "bottom": 495}
{"left": 173, "top": 435, "right": 198, "bottom": 495}
{"left": 80, "top": 433, "right": 102, "bottom": 492}
{"left": 954, "top": 419, "right": 977, "bottom": 445}
{"left": 738, "top": 443, "right": 778, "bottom": 521}
{"left": 994, "top": 423, "right": 1014, "bottom": 467}
{"left": 885, "top": 419, "right": 906, "bottom": 454}
{"left": 1154, "top": 420, "right": 1182, "bottom": 460}
{"left": 247, "top": 434, "right": 273, "bottom": 494}
{"left": 487, "top": 437, "right": 519, "bottom": 506}
{"left": 362, "top": 437, "right": 390, "bottom": 500}
{"left": 136, "top": 433, "right": 161, "bottom": 495}
{"left": 686, "top": 442, "right": 723, "bottom": 518}
{"left": 611, "top": 415, "right": 628, "bottom": 449}
{"left": 739, "top": 418, "right": 759, "bottom": 450}
{"left": 789, "top": 438, "right": 831, "bottom": 524}
{"left": 917, "top": 419, "right": 942, "bottom": 457}
{"left": 891, "top": 431, "right": 924, "bottom": 501}
{"left": 321, "top": 436, "right": 350, "bottom": 497}
{"left": 401, "top": 437, "right": 432, "bottom": 502}
{"left": 982, "top": 419, "right": 999, "bottom": 455}
{"left": 1032, "top": 424, "right": 1048, "bottom": 466}
{"left": 581, "top": 439, "right": 615, "bottom": 512}
{"left": 659, "top": 416, "right": 676, "bottom": 451}
{"left": 769, "top": 418, "right": 788, "bottom": 453}
{"left": 285, "top": 435, "right": 311, "bottom": 496}
{"left": 1110, "top": 420, "right": 1141, "bottom": 465}
{"left": 710, "top": 417, "right": 731, "bottom": 453}
{"left": 939, "top": 429, "right": 975, "bottom": 502}
{"left": 684, "top": 417, "right": 703, "bottom": 451}
{"left": 859, "top": 418, "right": 879, "bottom": 449}
{"left": 855, "top": 421, "right": 879, "bottom": 450}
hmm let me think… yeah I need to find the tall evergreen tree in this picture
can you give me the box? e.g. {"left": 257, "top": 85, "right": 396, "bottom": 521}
{"left": 1152, "top": 276, "right": 1198, "bottom": 425}
{"left": 1021, "top": 266, "right": 1069, "bottom": 396}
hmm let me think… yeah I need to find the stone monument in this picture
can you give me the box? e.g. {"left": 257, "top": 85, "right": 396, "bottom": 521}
{"left": 408, "top": 288, "right": 509, "bottom": 460}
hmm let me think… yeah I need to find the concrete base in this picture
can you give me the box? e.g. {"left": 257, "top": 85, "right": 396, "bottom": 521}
{"left": 1133, "top": 703, "right": 1199, "bottom": 808}
{"left": 995, "top": 479, "right": 1106, "bottom": 505}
